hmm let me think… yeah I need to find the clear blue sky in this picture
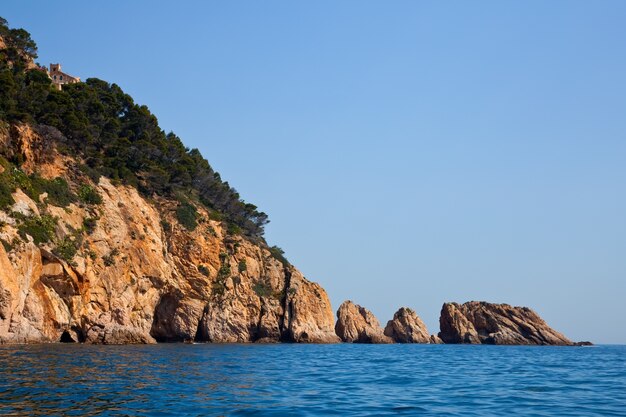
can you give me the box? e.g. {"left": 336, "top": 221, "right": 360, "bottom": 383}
{"left": 4, "top": 1, "right": 625, "bottom": 343}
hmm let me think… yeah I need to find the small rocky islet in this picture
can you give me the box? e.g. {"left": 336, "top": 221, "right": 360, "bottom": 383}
{"left": 335, "top": 300, "right": 577, "bottom": 345}
{"left": 0, "top": 19, "right": 585, "bottom": 347}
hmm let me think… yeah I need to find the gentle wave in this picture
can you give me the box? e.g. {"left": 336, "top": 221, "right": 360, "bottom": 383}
{"left": 0, "top": 344, "right": 625, "bottom": 416}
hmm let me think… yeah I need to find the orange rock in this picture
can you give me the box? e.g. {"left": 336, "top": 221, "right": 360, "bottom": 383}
{"left": 384, "top": 307, "right": 430, "bottom": 343}
{"left": 0, "top": 124, "right": 338, "bottom": 344}
{"left": 335, "top": 300, "right": 392, "bottom": 343}
{"left": 438, "top": 301, "right": 573, "bottom": 345}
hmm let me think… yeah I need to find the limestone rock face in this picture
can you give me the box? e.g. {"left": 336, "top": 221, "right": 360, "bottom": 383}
{"left": 0, "top": 124, "right": 338, "bottom": 344}
{"left": 438, "top": 301, "right": 572, "bottom": 345}
{"left": 335, "top": 301, "right": 392, "bottom": 344}
{"left": 383, "top": 307, "right": 430, "bottom": 343}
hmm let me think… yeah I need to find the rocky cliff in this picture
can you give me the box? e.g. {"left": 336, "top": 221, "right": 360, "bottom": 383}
{"left": 0, "top": 18, "right": 588, "bottom": 347}
{"left": 438, "top": 301, "right": 572, "bottom": 345}
{"left": 0, "top": 124, "right": 338, "bottom": 344}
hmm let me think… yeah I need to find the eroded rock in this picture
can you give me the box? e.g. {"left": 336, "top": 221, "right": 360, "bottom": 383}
{"left": 0, "top": 126, "right": 339, "bottom": 344}
{"left": 383, "top": 307, "right": 430, "bottom": 343}
{"left": 281, "top": 270, "right": 340, "bottom": 343}
{"left": 335, "top": 301, "right": 392, "bottom": 344}
{"left": 438, "top": 301, "right": 573, "bottom": 345}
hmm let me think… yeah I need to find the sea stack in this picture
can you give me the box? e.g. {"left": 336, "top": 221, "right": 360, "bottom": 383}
{"left": 438, "top": 301, "right": 572, "bottom": 345}
{"left": 335, "top": 301, "right": 392, "bottom": 343}
{"left": 383, "top": 307, "right": 430, "bottom": 343}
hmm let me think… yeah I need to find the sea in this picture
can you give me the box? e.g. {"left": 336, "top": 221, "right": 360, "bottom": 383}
{"left": 0, "top": 344, "right": 624, "bottom": 416}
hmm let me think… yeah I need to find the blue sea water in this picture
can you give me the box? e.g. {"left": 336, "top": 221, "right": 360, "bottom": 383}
{"left": 0, "top": 344, "right": 624, "bottom": 416}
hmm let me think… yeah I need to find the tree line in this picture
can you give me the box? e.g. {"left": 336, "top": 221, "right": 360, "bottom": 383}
{"left": 0, "top": 17, "right": 269, "bottom": 238}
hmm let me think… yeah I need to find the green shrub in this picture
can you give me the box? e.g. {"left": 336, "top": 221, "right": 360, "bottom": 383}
{"left": 7, "top": 167, "right": 32, "bottom": 195}
{"left": 176, "top": 202, "right": 198, "bottom": 231}
{"left": 227, "top": 223, "right": 241, "bottom": 235}
{"left": 238, "top": 260, "right": 247, "bottom": 273}
{"left": 77, "top": 184, "right": 102, "bottom": 205}
{"left": 198, "top": 265, "right": 209, "bottom": 276}
{"left": 269, "top": 246, "right": 290, "bottom": 266}
{"left": 103, "top": 248, "right": 119, "bottom": 266}
{"left": 82, "top": 217, "right": 97, "bottom": 234}
{"left": 1, "top": 238, "right": 12, "bottom": 252}
{"left": 30, "top": 176, "right": 76, "bottom": 207}
{"left": 53, "top": 236, "right": 78, "bottom": 263}
{"left": 217, "top": 264, "right": 231, "bottom": 279}
{"left": 0, "top": 180, "right": 14, "bottom": 210}
{"left": 253, "top": 281, "right": 274, "bottom": 298}
{"left": 207, "top": 210, "right": 223, "bottom": 221}
{"left": 0, "top": 165, "right": 76, "bottom": 208}
{"left": 0, "top": 165, "right": 32, "bottom": 210}
{"left": 79, "top": 164, "right": 101, "bottom": 183}
{"left": 18, "top": 214, "right": 56, "bottom": 244}
{"left": 160, "top": 220, "right": 171, "bottom": 233}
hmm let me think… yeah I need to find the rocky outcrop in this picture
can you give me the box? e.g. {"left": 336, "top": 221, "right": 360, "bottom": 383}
{"left": 280, "top": 271, "right": 340, "bottom": 343}
{"left": 0, "top": 124, "right": 338, "bottom": 344}
{"left": 335, "top": 301, "right": 392, "bottom": 343}
{"left": 383, "top": 307, "right": 430, "bottom": 343}
{"left": 438, "top": 301, "right": 572, "bottom": 345}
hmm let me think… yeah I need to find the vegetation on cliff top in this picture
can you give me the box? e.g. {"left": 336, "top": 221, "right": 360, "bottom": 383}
{"left": 0, "top": 17, "right": 269, "bottom": 238}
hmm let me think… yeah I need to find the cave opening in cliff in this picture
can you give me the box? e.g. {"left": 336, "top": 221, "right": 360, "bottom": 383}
{"left": 59, "top": 330, "right": 76, "bottom": 343}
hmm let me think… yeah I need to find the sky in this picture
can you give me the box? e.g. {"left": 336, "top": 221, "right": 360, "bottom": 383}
{"left": 3, "top": 1, "right": 625, "bottom": 344}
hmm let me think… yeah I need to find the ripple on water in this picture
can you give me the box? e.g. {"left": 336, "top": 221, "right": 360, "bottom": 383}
{"left": 0, "top": 344, "right": 625, "bottom": 416}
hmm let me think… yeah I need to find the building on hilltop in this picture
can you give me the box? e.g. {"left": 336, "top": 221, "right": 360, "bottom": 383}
{"left": 49, "top": 63, "right": 80, "bottom": 90}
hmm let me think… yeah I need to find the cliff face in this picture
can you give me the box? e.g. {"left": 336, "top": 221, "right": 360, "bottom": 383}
{"left": 0, "top": 128, "right": 580, "bottom": 347}
{"left": 438, "top": 301, "right": 572, "bottom": 345}
{"left": 0, "top": 124, "right": 338, "bottom": 344}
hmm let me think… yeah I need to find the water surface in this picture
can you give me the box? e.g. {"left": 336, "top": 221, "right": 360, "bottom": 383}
{"left": 0, "top": 344, "right": 624, "bottom": 416}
